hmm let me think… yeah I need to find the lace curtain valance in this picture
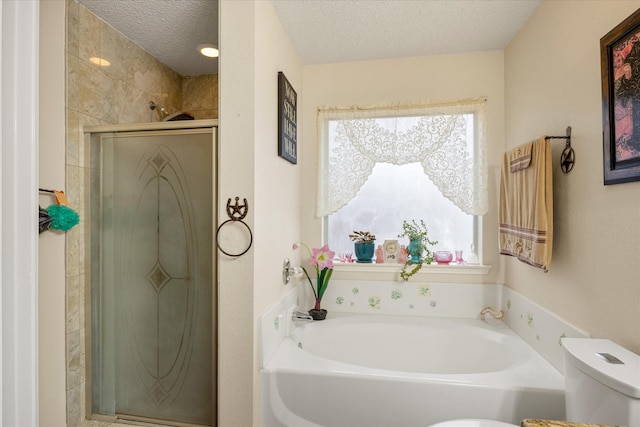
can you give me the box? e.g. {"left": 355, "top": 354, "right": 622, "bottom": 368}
{"left": 316, "top": 99, "right": 488, "bottom": 217}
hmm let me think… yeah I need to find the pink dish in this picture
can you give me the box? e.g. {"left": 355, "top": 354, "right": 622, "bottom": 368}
{"left": 434, "top": 250, "right": 453, "bottom": 264}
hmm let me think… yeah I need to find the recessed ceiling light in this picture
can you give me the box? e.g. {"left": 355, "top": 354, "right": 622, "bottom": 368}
{"left": 198, "top": 44, "right": 219, "bottom": 58}
{"left": 89, "top": 56, "right": 110, "bottom": 67}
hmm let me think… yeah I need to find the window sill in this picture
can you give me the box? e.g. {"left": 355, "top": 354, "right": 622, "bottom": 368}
{"left": 333, "top": 262, "right": 491, "bottom": 275}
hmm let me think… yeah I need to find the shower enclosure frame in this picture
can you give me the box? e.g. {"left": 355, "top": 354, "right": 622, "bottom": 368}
{"left": 82, "top": 120, "right": 218, "bottom": 427}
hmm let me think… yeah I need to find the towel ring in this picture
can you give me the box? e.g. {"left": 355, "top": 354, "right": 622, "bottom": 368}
{"left": 216, "top": 197, "right": 253, "bottom": 257}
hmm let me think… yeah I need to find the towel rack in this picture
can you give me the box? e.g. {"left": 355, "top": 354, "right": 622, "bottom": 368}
{"left": 215, "top": 196, "right": 253, "bottom": 258}
{"left": 545, "top": 126, "right": 574, "bottom": 173}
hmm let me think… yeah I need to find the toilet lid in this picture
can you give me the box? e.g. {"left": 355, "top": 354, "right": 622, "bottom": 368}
{"left": 429, "top": 419, "right": 517, "bottom": 427}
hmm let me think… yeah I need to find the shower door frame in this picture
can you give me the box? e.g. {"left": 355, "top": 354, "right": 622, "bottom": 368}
{"left": 83, "top": 120, "right": 218, "bottom": 427}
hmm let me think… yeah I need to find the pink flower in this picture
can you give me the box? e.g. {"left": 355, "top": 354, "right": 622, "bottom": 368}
{"left": 292, "top": 242, "right": 334, "bottom": 308}
{"left": 310, "top": 244, "right": 335, "bottom": 270}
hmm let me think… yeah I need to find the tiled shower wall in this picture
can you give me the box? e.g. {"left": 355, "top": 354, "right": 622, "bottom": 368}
{"left": 65, "top": 1, "right": 218, "bottom": 425}
{"left": 183, "top": 74, "right": 219, "bottom": 120}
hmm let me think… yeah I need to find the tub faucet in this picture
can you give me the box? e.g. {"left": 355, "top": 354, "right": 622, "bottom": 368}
{"left": 480, "top": 307, "right": 504, "bottom": 320}
{"left": 292, "top": 311, "right": 314, "bottom": 321}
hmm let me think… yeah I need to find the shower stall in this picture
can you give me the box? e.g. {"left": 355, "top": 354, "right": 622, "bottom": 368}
{"left": 86, "top": 121, "right": 217, "bottom": 426}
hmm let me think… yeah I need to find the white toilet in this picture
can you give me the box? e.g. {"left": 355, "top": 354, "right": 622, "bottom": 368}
{"left": 430, "top": 338, "right": 640, "bottom": 427}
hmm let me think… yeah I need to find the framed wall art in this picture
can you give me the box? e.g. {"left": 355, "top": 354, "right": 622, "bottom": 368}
{"left": 277, "top": 71, "right": 297, "bottom": 164}
{"left": 601, "top": 9, "right": 640, "bottom": 184}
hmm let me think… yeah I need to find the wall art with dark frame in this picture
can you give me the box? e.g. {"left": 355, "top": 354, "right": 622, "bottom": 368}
{"left": 277, "top": 71, "right": 297, "bottom": 164}
{"left": 601, "top": 8, "right": 640, "bottom": 184}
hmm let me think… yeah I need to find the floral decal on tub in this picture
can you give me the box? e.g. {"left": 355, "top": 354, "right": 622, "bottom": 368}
{"left": 419, "top": 286, "right": 431, "bottom": 297}
{"left": 391, "top": 289, "right": 402, "bottom": 300}
{"left": 336, "top": 296, "right": 344, "bottom": 305}
{"left": 368, "top": 296, "right": 382, "bottom": 309}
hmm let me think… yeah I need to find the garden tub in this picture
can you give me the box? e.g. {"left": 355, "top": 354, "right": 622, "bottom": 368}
{"left": 262, "top": 313, "right": 565, "bottom": 427}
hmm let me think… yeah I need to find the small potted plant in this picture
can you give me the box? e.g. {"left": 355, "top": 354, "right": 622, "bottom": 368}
{"left": 293, "top": 242, "right": 335, "bottom": 320}
{"left": 397, "top": 220, "right": 437, "bottom": 281}
{"left": 349, "top": 230, "right": 376, "bottom": 263}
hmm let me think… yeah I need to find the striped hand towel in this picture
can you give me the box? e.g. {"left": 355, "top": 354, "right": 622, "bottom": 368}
{"left": 499, "top": 137, "right": 553, "bottom": 272}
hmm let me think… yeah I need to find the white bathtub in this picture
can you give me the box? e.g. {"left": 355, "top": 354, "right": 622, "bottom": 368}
{"left": 262, "top": 313, "right": 565, "bottom": 427}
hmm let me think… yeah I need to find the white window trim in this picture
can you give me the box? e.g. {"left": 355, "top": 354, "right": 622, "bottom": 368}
{"left": 318, "top": 99, "right": 489, "bottom": 276}
{"left": 333, "top": 262, "right": 491, "bottom": 276}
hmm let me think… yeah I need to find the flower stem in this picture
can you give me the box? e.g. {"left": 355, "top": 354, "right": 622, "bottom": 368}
{"left": 301, "top": 267, "right": 318, "bottom": 300}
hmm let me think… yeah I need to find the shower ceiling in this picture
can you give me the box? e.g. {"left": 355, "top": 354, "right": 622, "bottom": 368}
{"left": 77, "top": 0, "right": 219, "bottom": 76}
{"left": 77, "top": 0, "right": 540, "bottom": 76}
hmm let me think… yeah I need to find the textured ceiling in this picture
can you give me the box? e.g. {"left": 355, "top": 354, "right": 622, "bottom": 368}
{"left": 78, "top": 0, "right": 219, "bottom": 76}
{"left": 272, "top": 0, "right": 541, "bottom": 64}
{"left": 77, "top": 0, "right": 540, "bottom": 76}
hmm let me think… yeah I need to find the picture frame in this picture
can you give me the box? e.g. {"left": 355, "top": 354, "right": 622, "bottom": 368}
{"left": 600, "top": 9, "right": 640, "bottom": 185}
{"left": 383, "top": 239, "right": 399, "bottom": 263}
{"left": 277, "top": 71, "right": 297, "bottom": 164}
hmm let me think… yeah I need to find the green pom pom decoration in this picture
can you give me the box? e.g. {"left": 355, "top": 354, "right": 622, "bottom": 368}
{"left": 46, "top": 204, "right": 80, "bottom": 231}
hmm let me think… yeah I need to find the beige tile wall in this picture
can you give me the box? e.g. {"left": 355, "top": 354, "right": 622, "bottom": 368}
{"left": 64, "top": 2, "right": 218, "bottom": 425}
{"left": 183, "top": 74, "right": 219, "bottom": 120}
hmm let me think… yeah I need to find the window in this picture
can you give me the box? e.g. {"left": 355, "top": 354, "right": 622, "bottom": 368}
{"left": 317, "top": 99, "right": 487, "bottom": 261}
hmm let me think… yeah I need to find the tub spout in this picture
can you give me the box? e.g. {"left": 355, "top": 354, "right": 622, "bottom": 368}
{"left": 292, "top": 311, "right": 314, "bottom": 321}
{"left": 480, "top": 307, "right": 504, "bottom": 320}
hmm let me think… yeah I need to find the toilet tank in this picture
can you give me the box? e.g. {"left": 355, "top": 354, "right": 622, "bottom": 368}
{"left": 563, "top": 338, "right": 640, "bottom": 426}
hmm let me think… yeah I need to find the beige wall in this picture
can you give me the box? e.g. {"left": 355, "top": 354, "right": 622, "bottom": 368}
{"left": 505, "top": 1, "right": 640, "bottom": 354}
{"left": 253, "top": 1, "right": 303, "bottom": 424}
{"left": 217, "top": 1, "right": 256, "bottom": 425}
{"left": 218, "top": 1, "right": 303, "bottom": 425}
{"left": 301, "top": 51, "right": 506, "bottom": 285}
{"left": 39, "top": 1, "right": 68, "bottom": 425}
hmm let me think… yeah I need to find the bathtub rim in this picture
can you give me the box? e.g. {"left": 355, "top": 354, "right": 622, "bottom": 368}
{"left": 264, "top": 312, "right": 565, "bottom": 392}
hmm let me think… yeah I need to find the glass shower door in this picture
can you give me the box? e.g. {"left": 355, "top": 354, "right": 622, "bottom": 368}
{"left": 92, "top": 128, "right": 215, "bottom": 426}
